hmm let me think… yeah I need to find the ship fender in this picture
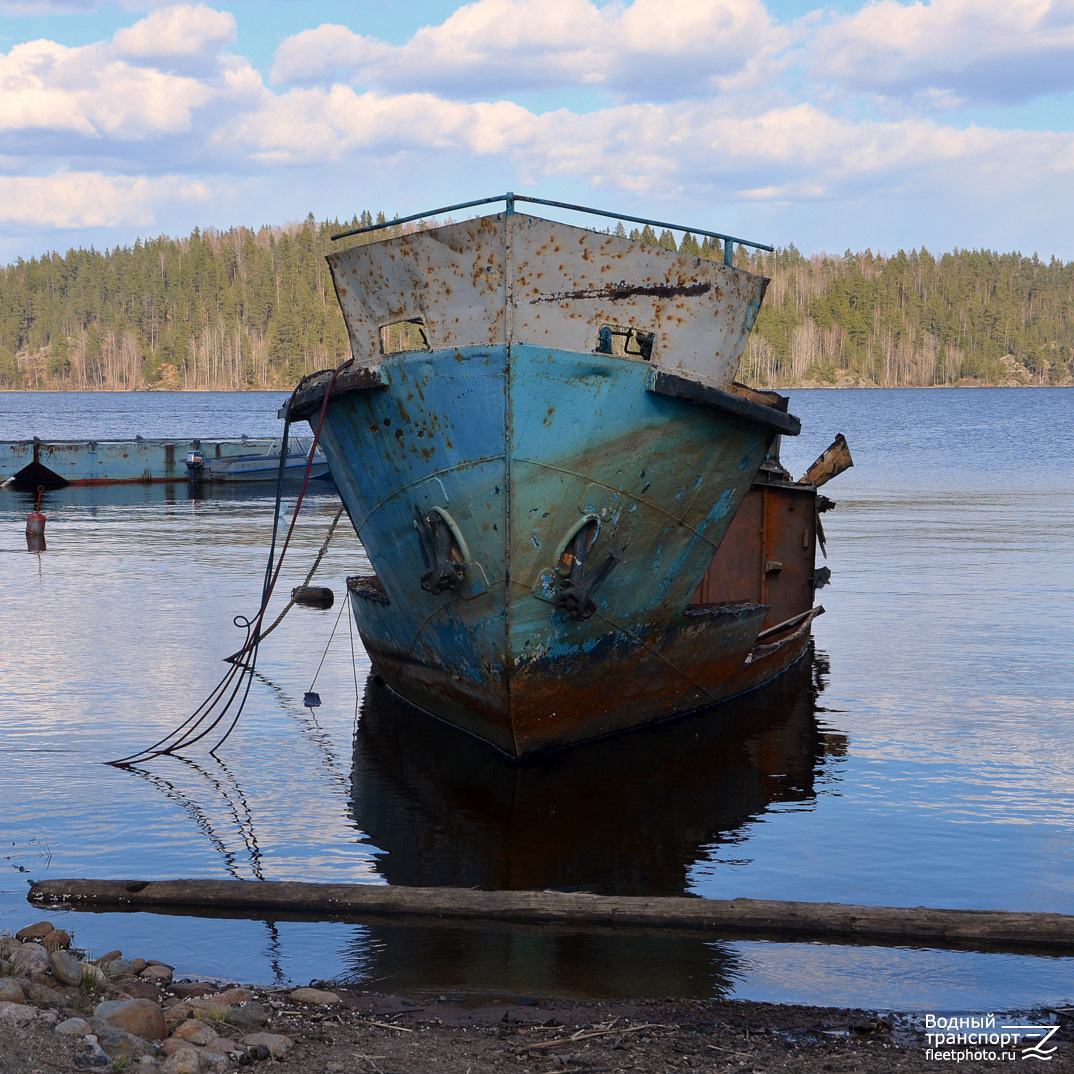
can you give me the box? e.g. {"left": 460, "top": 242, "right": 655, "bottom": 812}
{"left": 26, "top": 484, "right": 46, "bottom": 552}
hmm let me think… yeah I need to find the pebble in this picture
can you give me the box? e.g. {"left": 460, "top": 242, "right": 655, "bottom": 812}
{"left": 0, "top": 1000, "right": 35, "bottom": 1025}
{"left": 290, "top": 986, "right": 341, "bottom": 1005}
{"left": 242, "top": 1031, "right": 294, "bottom": 1058}
{"left": 14, "top": 920, "right": 53, "bottom": 942}
{"left": 80, "top": 1034, "right": 112, "bottom": 1068}
{"left": 96, "top": 997, "right": 169, "bottom": 1041}
{"left": 49, "top": 947, "right": 84, "bottom": 986}
{"left": 11, "top": 941, "right": 49, "bottom": 976}
{"left": 0, "top": 978, "right": 25, "bottom": 1004}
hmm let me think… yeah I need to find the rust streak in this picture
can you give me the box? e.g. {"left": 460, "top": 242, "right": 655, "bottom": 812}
{"left": 531, "top": 282, "right": 712, "bottom": 304}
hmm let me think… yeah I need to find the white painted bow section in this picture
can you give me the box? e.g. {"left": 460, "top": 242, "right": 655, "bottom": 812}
{"left": 326, "top": 212, "right": 768, "bottom": 391}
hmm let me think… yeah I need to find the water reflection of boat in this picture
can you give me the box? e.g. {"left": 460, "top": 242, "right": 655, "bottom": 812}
{"left": 289, "top": 196, "right": 851, "bottom": 758}
{"left": 344, "top": 649, "right": 844, "bottom": 997}
{"left": 350, "top": 649, "right": 844, "bottom": 896}
{"left": 185, "top": 437, "right": 329, "bottom": 483}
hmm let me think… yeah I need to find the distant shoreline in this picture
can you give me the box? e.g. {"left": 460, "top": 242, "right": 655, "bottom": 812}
{"left": 1, "top": 382, "right": 1071, "bottom": 394}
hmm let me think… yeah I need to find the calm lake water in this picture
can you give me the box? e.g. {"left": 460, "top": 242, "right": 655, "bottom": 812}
{"left": 1, "top": 388, "right": 1072, "bottom": 1012}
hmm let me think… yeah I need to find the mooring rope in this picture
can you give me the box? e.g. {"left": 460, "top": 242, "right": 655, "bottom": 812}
{"left": 107, "top": 358, "right": 354, "bottom": 767}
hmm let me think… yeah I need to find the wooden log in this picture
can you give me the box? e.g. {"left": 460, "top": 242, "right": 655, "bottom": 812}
{"left": 26, "top": 879, "right": 1074, "bottom": 955}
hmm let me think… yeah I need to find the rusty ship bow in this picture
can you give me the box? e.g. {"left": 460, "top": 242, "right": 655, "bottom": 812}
{"left": 288, "top": 199, "right": 846, "bottom": 758}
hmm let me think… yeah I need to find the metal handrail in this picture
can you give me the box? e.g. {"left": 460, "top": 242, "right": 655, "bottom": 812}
{"left": 330, "top": 192, "right": 772, "bottom": 266}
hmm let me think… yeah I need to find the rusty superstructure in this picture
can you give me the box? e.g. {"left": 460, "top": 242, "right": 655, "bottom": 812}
{"left": 288, "top": 196, "right": 849, "bottom": 758}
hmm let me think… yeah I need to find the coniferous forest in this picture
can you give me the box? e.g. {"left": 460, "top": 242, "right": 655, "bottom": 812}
{"left": 1, "top": 211, "right": 1071, "bottom": 391}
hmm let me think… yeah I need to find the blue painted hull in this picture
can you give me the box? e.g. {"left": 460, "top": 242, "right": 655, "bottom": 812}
{"left": 318, "top": 343, "right": 795, "bottom": 755}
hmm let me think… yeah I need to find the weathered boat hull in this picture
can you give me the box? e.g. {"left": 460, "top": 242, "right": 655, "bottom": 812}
{"left": 291, "top": 209, "right": 824, "bottom": 758}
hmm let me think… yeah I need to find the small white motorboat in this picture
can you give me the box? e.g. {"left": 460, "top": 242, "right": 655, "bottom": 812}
{"left": 185, "top": 437, "right": 330, "bottom": 483}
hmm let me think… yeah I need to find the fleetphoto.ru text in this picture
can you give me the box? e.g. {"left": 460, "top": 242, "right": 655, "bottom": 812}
{"left": 923, "top": 1014, "right": 1060, "bottom": 1062}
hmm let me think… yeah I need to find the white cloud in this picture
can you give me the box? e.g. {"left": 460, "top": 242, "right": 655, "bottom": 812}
{"left": 0, "top": 38, "right": 219, "bottom": 138}
{"left": 3, "top": 1, "right": 1074, "bottom": 257}
{"left": 0, "top": 171, "right": 210, "bottom": 229}
{"left": 113, "top": 3, "right": 236, "bottom": 63}
{"left": 812, "top": 0, "right": 1074, "bottom": 107}
{"left": 0, "top": 7, "right": 264, "bottom": 148}
{"left": 270, "top": 0, "right": 795, "bottom": 101}
{"left": 219, "top": 77, "right": 1074, "bottom": 212}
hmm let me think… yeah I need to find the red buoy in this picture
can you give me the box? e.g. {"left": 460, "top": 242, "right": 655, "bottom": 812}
{"left": 26, "top": 485, "right": 46, "bottom": 551}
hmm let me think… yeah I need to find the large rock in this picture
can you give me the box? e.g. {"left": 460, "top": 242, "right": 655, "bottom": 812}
{"left": 0, "top": 936, "right": 19, "bottom": 959}
{"left": 140, "top": 963, "right": 174, "bottom": 985}
{"left": 24, "top": 980, "right": 67, "bottom": 1007}
{"left": 225, "top": 1001, "right": 269, "bottom": 1030}
{"left": 95, "top": 997, "right": 168, "bottom": 1041}
{"left": 49, "top": 948, "right": 84, "bottom": 986}
{"left": 41, "top": 928, "right": 72, "bottom": 951}
{"left": 202, "top": 1035, "right": 237, "bottom": 1056}
{"left": 170, "top": 982, "right": 218, "bottom": 1000}
{"left": 172, "top": 1019, "right": 218, "bottom": 1045}
{"left": 162, "top": 1049, "right": 202, "bottom": 1074}
{"left": 121, "top": 979, "right": 165, "bottom": 1002}
{"left": 0, "top": 979, "right": 25, "bottom": 1004}
{"left": 55, "top": 1016, "right": 93, "bottom": 1036}
{"left": 0, "top": 1000, "right": 35, "bottom": 1025}
{"left": 214, "top": 987, "right": 254, "bottom": 1007}
{"left": 161, "top": 1038, "right": 198, "bottom": 1056}
{"left": 243, "top": 1031, "right": 293, "bottom": 1058}
{"left": 91, "top": 1017, "right": 162, "bottom": 1061}
{"left": 290, "top": 986, "right": 341, "bottom": 1005}
{"left": 15, "top": 921, "right": 53, "bottom": 942}
{"left": 11, "top": 941, "right": 49, "bottom": 976}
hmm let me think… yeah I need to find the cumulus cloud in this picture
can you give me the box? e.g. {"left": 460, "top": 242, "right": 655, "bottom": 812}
{"left": 812, "top": 0, "right": 1074, "bottom": 107}
{"left": 0, "top": 6, "right": 261, "bottom": 149}
{"left": 219, "top": 77, "right": 1074, "bottom": 210}
{"left": 270, "top": 0, "right": 795, "bottom": 101}
{"left": 0, "top": 171, "right": 210, "bottom": 229}
{"left": 113, "top": 3, "right": 237, "bottom": 64}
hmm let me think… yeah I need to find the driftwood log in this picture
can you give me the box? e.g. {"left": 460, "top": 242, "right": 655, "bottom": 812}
{"left": 27, "top": 879, "right": 1074, "bottom": 955}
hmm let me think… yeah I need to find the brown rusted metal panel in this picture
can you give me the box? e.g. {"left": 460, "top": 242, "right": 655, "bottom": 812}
{"left": 692, "top": 479, "right": 817, "bottom": 630}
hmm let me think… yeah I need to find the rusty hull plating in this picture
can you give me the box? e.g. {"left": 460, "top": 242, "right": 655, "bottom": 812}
{"left": 290, "top": 210, "right": 842, "bottom": 758}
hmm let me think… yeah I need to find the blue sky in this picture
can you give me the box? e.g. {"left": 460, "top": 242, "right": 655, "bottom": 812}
{"left": 1, "top": 0, "right": 1073, "bottom": 264}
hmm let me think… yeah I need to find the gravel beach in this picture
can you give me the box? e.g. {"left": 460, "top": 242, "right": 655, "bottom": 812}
{"left": 2, "top": 919, "right": 1071, "bottom": 1073}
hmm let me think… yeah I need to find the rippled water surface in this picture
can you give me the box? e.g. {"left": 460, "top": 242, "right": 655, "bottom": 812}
{"left": 1, "top": 388, "right": 1072, "bottom": 1011}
